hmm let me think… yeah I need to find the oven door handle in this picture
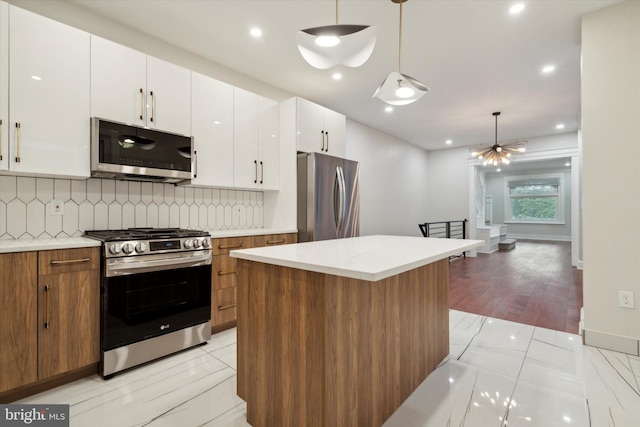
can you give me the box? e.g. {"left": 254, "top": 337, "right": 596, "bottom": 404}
{"left": 106, "top": 253, "right": 212, "bottom": 276}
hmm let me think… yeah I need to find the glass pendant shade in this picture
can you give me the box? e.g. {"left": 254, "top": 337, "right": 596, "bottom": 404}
{"left": 296, "top": 24, "right": 377, "bottom": 69}
{"left": 373, "top": 71, "right": 429, "bottom": 106}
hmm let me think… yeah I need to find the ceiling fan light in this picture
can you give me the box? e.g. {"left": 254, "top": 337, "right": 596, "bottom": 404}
{"left": 297, "top": 25, "right": 377, "bottom": 69}
{"left": 373, "top": 71, "right": 429, "bottom": 106}
{"left": 496, "top": 146, "right": 502, "bottom": 152}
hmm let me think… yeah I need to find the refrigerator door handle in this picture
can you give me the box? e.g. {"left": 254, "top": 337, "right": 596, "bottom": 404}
{"left": 335, "top": 166, "right": 346, "bottom": 237}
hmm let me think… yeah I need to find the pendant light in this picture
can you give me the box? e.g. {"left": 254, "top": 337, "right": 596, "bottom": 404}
{"left": 296, "top": 0, "right": 377, "bottom": 70}
{"left": 470, "top": 112, "right": 527, "bottom": 167}
{"left": 373, "top": 0, "right": 428, "bottom": 106}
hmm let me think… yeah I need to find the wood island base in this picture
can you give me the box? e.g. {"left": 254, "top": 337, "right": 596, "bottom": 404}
{"left": 236, "top": 258, "right": 450, "bottom": 427}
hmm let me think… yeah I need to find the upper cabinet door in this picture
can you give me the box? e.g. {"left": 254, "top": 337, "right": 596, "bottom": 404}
{"left": 295, "top": 97, "right": 345, "bottom": 157}
{"left": 322, "top": 108, "right": 346, "bottom": 158}
{"left": 0, "top": 2, "right": 8, "bottom": 172}
{"left": 296, "top": 98, "right": 324, "bottom": 154}
{"left": 146, "top": 55, "right": 191, "bottom": 136}
{"left": 233, "top": 87, "right": 259, "bottom": 189}
{"left": 91, "top": 37, "right": 191, "bottom": 136}
{"left": 190, "top": 72, "right": 234, "bottom": 187}
{"left": 258, "top": 96, "right": 279, "bottom": 190}
{"left": 90, "top": 35, "right": 146, "bottom": 127}
{"left": 8, "top": 5, "right": 90, "bottom": 178}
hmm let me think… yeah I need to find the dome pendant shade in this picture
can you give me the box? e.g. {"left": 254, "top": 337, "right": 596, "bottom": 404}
{"left": 373, "top": 71, "right": 429, "bottom": 106}
{"left": 296, "top": 25, "right": 377, "bottom": 69}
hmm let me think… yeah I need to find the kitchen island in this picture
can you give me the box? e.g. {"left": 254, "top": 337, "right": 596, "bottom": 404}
{"left": 231, "top": 235, "right": 483, "bottom": 427}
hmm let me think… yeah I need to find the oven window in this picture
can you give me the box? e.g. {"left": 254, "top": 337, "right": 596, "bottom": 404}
{"left": 103, "top": 264, "right": 211, "bottom": 350}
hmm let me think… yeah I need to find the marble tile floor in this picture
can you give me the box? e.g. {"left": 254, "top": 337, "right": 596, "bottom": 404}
{"left": 18, "top": 310, "right": 640, "bottom": 427}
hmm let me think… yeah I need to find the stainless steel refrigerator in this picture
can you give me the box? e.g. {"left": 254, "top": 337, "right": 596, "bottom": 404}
{"left": 297, "top": 152, "right": 360, "bottom": 242}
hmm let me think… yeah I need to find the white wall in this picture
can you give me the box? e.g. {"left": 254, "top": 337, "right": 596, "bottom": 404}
{"left": 582, "top": 1, "right": 640, "bottom": 352}
{"left": 345, "top": 120, "right": 429, "bottom": 237}
{"left": 425, "top": 147, "right": 471, "bottom": 222}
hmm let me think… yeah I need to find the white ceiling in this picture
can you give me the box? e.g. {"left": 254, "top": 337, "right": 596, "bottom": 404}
{"left": 69, "top": 0, "right": 619, "bottom": 151}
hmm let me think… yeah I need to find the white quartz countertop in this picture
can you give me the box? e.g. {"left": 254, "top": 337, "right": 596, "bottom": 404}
{"left": 231, "top": 235, "right": 484, "bottom": 281}
{"left": 0, "top": 237, "right": 102, "bottom": 253}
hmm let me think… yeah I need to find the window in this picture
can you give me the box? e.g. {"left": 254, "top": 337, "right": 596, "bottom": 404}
{"left": 505, "top": 175, "right": 564, "bottom": 224}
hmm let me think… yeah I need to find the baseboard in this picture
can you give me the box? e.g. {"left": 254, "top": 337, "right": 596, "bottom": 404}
{"left": 507, "top": 234, "right": 571, "bottom": 242}
{"left": 583, "top": 328, "right": 640, "bottom": 356}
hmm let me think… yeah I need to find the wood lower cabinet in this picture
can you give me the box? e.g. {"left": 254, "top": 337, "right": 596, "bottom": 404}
{"left": 38, "top": 248, "right": 100, "bottom": 379}
{"left": 0, "top": 247, "right": 99, "bottom": 396}
{"left": 0, "top": 252, "right": 37, "bottom": 393}
{"left": 210, "top": 233, "right": 297, "bottom": 331}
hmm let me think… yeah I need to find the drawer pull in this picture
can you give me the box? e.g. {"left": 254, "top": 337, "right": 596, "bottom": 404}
{"left": 266, "top": 239, "right": 286, "bottom": 245}
{"left": 218, "top": 270, "right": 237, "bottom": 276}
{"left": 50, "top": 257, "right": 91, "bottom": 265}
{"left": 218, "top": 244, "right": 243, "bottom": 250}
{"left": 218, "top": 303, "right": 237, "bottom": 311}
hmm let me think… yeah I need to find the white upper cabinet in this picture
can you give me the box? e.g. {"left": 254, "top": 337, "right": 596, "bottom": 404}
{"left": 0, "top": 2, "right": 8, "bottom": 172}
{"left": 190, "top": 72, "right": 234, "bottom": 187}
{"left": 6, "top": 5, "right": 90, "bottom": 178}
{"left": 295, "top": 97, "right": 345, "bottom": 157}
{"left": 90, "top": 36, "right": 191, "bottom": 136}
{"left": 233, "top": 88, "right": 279, "bottom": 190}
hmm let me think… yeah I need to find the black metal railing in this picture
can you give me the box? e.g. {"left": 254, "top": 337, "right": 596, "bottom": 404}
{"left": 418, "top": 219, "right": 468, "bottom": 259}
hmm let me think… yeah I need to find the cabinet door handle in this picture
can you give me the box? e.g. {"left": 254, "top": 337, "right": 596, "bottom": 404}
{"left": 218, "top": 303, "right": 237, "bottom": 311}
{"left": 321, "top": 130, "right": 325, "bottom": 151}
{"left": 266, "top": 239, "right": 286, "bottom": 245}
{"left": 0, "top": 119, "right": 3, "bottom": 161}
{"left": 150, "top": 90, "right": 155, "bottom": 123}
{"left": 260, "top": 161, "right": 264, "bottom": 184}
{"left": 44, "top": 285, "right": 50, "bottom": 328}
{"left": 218, "top": 270, "right": 237, "bottom": 276}
{"left": 139, "top": 88, "right": 144, "bottom": 120}
{"left": 50, "top": 257, "right": 90, "bottom": 265}
{"left": 254, "top": 159, "right": 258, "bottom": 184}
{"left": 218, "top": 243, "right": 243, "bottom": 250}
{"left": 194, "top": 150, "right": 198, "bottom": 178}
{"left": 15, "top": 122, "right": 21, "bottom": 163}
{"left": 325, "top": 131, "right": 329, "bottom": 152}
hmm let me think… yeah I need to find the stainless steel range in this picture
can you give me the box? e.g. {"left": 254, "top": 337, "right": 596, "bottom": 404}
{"left": 85, "top": 228, "right": 212, "bottom": 378}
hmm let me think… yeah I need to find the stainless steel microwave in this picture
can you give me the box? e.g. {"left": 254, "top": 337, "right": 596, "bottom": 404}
{"left": 90, "top": 118, "right": 193, "bottom": 184}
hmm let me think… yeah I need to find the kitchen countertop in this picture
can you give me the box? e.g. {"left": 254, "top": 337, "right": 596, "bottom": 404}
{"left": 231, "top": 235, "right": 484, "bottom": 281}
{"left": 0, "top": 228, "right": 298, "bottom": 253}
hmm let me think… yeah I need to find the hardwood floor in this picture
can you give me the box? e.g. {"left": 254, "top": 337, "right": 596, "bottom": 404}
{"left": 449, "top": 240, "right": 582, "bottom": 334}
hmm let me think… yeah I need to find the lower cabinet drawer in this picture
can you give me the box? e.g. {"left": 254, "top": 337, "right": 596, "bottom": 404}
{"left": 211, "top": 287, "right": 237, "bottom": 326}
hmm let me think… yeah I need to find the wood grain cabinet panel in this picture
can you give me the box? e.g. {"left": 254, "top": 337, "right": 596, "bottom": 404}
{"left": 251, "top": 233, "right": 297, "bottom": 248}
{"left": 211, "top": 287, "right": 237, "bottom": 326}
{"left": 212, "top": 236, "right": 252, "bottom": 256}
{"left": 212, "top": 255, "right": 238, "bottom": 291}
{"left": 37, "top": 247, "right": 100, "bottom": 380}
{"left": 0, "top": 252, "right": 38, "bottom": 393}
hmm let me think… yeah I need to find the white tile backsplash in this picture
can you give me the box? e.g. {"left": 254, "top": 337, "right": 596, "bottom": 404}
{"left": 0, "top": 176, "right": 264, "bottom": 239}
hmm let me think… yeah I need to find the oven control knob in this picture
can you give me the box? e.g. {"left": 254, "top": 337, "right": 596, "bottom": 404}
{"left": 109, "top": 244, "right": 122, "bottom": 255}
{"left": 183, "top": 239, "right": 194, "bottom": 249}
{"left": 135, "top": 242, "right": 147, "bottom": 253}
{"left": 193, "top": 239, "right": 202, "bottom": 248}
{"left": 122, "top": 243, "right": 134, "bottom": 255}
{"left": 201, "top": 239, "right": 210, "bottom": 249}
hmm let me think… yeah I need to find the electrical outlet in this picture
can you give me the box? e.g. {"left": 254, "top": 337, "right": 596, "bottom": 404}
{"left": 51, "top": 199, "right": 64, "bottom": 216}
{"left": 618, "top": 291, "right": 635, "bottom": 309}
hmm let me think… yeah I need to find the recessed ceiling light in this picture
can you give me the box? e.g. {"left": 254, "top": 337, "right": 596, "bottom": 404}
{"left": 31, "top": 75, "right": 42, "bottom": 81}
{"left": 332, "top": 72, "right": 342, "bottom": 80}
{"left": 385, "top": 106, "right": 393, "bottom": 113}
{"left": 496, "top": 168, "right": 502, "bottom": 172}
{"left": 213, "top": 120, "right": 221, "bottom": 125}
{"left": 509, "top": 3, "right": 525, "bottom": 14}
{"left": 565, "top": 162, "right": 571, "bottom": 166}
{"left": 250, "top": 28, "right": 262, "bottom": 38}
{"left": 556, "top": 123, "right": 565, "bottom": 129}
{"left": 542, "top": 65, "right": 555, "bottom": 74}
{"left": 445, "top": 139, "right": 452, "bottom": 145}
